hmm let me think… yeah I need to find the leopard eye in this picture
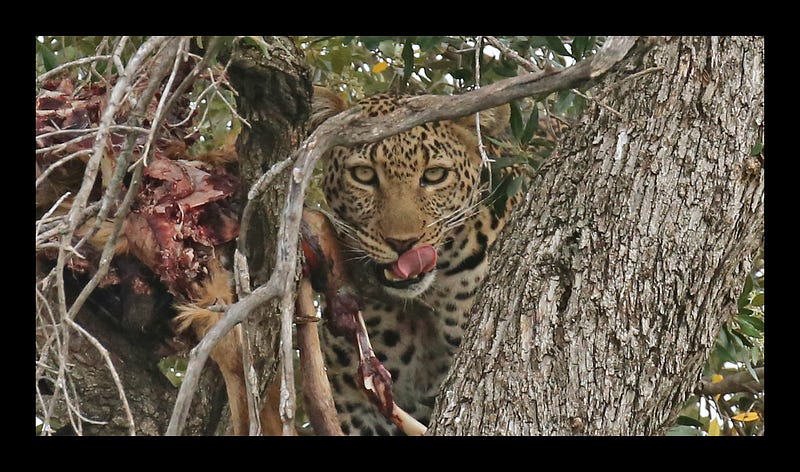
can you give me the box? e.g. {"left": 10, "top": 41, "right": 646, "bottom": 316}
{"left": 350, "top": 166, "right": 378, "bottom": 185}
{"left": 421, "top": 167, "right": 449, "bottom": 186}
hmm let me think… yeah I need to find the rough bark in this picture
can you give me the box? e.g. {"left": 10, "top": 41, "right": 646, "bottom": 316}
{"left": 224, "top": 37, "right": 312, "bottom": 433}
{"left": 428, "top": 36, "right": 764, "bottom": 435}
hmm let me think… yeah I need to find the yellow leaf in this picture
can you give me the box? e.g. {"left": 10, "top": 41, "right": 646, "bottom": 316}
{"left": 711, "top": 374, "right": 724, "bottom": 383}
{"left": 372, "top": 62, "right": 388, "bottom": 73}
{"left": 708, "top": 419, "right": 721, "bottom": 436}
{"left": 732, "top": 412, "right": 760, "bottom": 422}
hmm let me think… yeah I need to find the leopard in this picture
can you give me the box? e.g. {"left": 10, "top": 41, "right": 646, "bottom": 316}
{"left": 309, "top": 88, "right": 529, "bottom": 435}
{"left": 171, "top": 87, "right": 531, "bottom": 436}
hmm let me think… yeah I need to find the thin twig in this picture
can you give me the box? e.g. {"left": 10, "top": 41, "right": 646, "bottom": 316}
{"left": 110, "top": 37, "right": 128, "bottom": 79}
{"left": 139, "top": 37, "right": 190, "bottom": 167}
{"left": 36, "top": 125, "right": 151, "bottom": 153}
{"left": 207, "top": 65, "right": 252, "bottom": 129}
{"left": 695, "top": 367, "right": 764, "bottom": 396}
{"left": 65, "top": 38, "right": 180, "bottom": 316}
{"left": 35, "top": 191, "right": 72, "bottom": 241}
{"left": 617, "top": 66, "right": 665, "bottom": 85}
{"left": 161, "top": 37, "right": 221, "bottom": 116}
{"left": 571, "top": 88, "right": 624, "bottom": 119}
{"left": 35, "top": 288, "right": 62, "bottom": 435}
{"left": 36, "top": 201, "right": 101, "bottom": 247}
{"left": 37, "top": 55, "right": 113, "bottom": 83}
{"left": 241, "top": 327, "right": 263, "bottom": 436}
{"left": 484, "top": 36, "right": 540, "bottom": 73}
{"left": 473, "top": 36, "right": 492, "bottom": 174}
{"left": 35, "top": 150, "right": 92, "bottom": 187}
{"left": 66, "top": 317, "right": 136, "bottom": 434}
{"left": 66, "top": 160, "right": 143, "bottom": 320}
{"left": 713, "top": 395, "right": 747, "bottom": 437}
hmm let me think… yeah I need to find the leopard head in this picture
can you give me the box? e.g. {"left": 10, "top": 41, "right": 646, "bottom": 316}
{"left": 311, "top": 88, "right": 508, "bottom": 298}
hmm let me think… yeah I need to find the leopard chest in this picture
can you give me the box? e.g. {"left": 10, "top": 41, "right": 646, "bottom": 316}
{"left": 318, "top": 219, "right": 493, "bottom": 435}
{"left": 319, "top": 288, "right": 470, "bottom": 435}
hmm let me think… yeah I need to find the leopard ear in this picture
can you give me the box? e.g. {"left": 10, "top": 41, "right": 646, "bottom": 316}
{"left": 454, "top": 103, "right": 510, "bottom": 137}
{"left": 309, "top": 86, "right": 349, "bottom": 131}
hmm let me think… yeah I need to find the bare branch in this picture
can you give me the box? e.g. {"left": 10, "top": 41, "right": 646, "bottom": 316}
{"left": 139, "top": 36, "right": 191, "bottom": 167}
{"left": 473, "top": 36, "right": 491, "bottom": 167}
{"left": 166, "top": 279, "right": 282, "bottom": 435}
{"left": 484, "top": 36, "right": 540, "bottom": 73}
{"left": 161, "top": 36, "right": 224, "bottom": 122}
{"left": 696, "top": 367, "right": 764, "bottom": 396}
{"left": 37, "top": 55, "right": 113, "bottom": 83}
{"left": 321, "top": 36, "right": 640, "bottom": 148}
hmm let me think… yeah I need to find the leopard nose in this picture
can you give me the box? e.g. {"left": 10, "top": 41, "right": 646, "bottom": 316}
{"left": 385, "top": 236, "right": 421, "bottom": 255}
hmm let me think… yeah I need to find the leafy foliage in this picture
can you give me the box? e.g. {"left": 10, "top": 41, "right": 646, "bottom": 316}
{"left": 297, "top": 36, "right": 597, "bottom": 218}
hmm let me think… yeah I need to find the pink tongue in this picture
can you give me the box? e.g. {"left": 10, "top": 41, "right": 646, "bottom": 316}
{"left": 391, "top": 245, "right": 438, "bottom": 279}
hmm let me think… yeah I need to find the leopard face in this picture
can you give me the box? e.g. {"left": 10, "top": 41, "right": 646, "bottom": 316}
{"left": 311, "top": 88, "right": 518, "bottom": 435}
{"left": 321, "top": 93, "right": 491, "bottom": 299}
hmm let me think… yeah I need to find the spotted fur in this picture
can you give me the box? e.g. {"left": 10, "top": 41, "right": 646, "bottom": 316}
{"left": 312, "top": 89, "right": 526, "bottom": 435}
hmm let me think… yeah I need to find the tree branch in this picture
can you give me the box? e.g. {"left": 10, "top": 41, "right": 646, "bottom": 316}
{"left": 696, "top": 367, "right": 764, "bottom": 396}
{"left": 322, "top": 36, "right": 639, "bottom": 148}
{"left": 295, "top": 278, "right": 343, "bottom": 435}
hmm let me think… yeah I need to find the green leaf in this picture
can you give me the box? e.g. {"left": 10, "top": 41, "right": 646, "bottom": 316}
{"left": 675, "top": 415, "right": 704, "bottom": 428}
{"left": 360, "top": 36, "right": 386, "bottom": 51}
{"left": 509, "top": 101, "right": 524, "bottom": 141}
{"left": 402, "top": 41, "right": 415, "bottom": 85}
{"left": 744, "top": 361, "right": 760, "bottom": 383}
{"left": 555, "top": 90, "right": 575, "bottom": 114}
{"left": 328, "top": 47, "right": 350, "bottom": 75}
{"left": 749, "top": 141, "right": 763, "bottom": 156}
{"left": 750, "top": 292, "right": 764, "bottom": 307}
{"left": 738, "top": 312, "right": 764, "bottom": 332}
{"left": 378, "top": 39, "right": 396, "bottom": 57}
{"left": 571, "top": 36, "right": 588, "bottom": 59}
{"left": 570, "top": 36, "right": 596, "bottom": 59}
{"left": 545, "top": 36, "right": 571, "bottom": 56}
{"left": 528, "top": 36, "right": 549, "bottom": 49}
{"left": 714, "top": 341, "right": 740, "bottom": 364}
{"left": 736, "top": 316, "right": 762, "bottom": 338}
{"left": 730, "top": 328, "right": 755, "bottom": 348}
{"left": 737, "top": 274, "right": 754, "bottom": 311}
{"left": 37, "top": 41, "right": 60, "bottom": 71}
{"left": 666, "top": 425, "right": 703, "bottom": 436}
{"left": 416, "top": 36, "right": 444, "bottom": 50}
{"left": 506, "top": 175, "right": 524, "bottom": 198}
{"left": 521, "top": 106, "right": 540, "bottom": 145}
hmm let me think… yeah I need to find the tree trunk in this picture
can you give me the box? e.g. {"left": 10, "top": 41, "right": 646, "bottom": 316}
{"left": 224, "top": 37, "right": 312, "bottom": 433}
{"left": 428, "top": 36, "right": 764, "bottom": 435}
